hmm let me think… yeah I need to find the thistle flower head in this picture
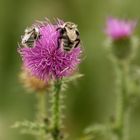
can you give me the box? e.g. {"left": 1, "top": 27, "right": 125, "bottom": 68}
{"left": 105, "top": 17, "right": 136, "bottom": 40}
{"left": 18, "top": 19, "right": 82, "bottom": 82}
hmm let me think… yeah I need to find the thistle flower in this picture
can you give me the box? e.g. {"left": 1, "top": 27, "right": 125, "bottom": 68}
{"left": 20, "top": 67, "right": 51, "bottom": 92}
{"left": 105, "top": 17, "right": 137, "bottom": 60}
{"left": 105, "top": 17, "right": 136, "bottom": 40}
{"left": 18, "top": 19, "right": 82, "bottom": 82}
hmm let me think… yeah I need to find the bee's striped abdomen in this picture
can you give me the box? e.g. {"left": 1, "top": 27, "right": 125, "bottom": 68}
{"left": 62, "top": 39, "right": 74, "bottom": 51}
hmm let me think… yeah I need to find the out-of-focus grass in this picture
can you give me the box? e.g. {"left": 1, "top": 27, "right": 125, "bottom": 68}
{"left": 0, "top": 0, "right": 140, "bottom": 140}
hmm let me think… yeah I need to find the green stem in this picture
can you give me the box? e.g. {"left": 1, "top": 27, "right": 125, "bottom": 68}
{"left": 115, "top": 62, "right": 129, "bottom": 140}
{"left": 36, "top": 92, "right": 47, "bottom": 140}
{"left": 51, "top": 80, "right": 63, "bottom": 140}
{"left": 36, "top": 93, "right": 47, "bottom": 121}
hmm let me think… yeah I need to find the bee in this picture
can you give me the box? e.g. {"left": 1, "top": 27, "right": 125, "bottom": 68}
{"left": 21, "top": 26, "right": 40, "bottom": 47}
{"left": 57, "top": 22, "right": 80, "bottom": 52}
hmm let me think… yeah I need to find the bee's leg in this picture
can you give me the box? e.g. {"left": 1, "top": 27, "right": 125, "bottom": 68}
{"left": 74, "top": 39, "right": 80, "bottom": 48}
{"left": 56, "top": 28, "right": 63, "bottom": 49}
{"left": 56, "top": 27, "right": 61, "bottom": 31}
{"left": 38, "top": 34, "right": 42, "bottom": 39}
{"left": 76, "top": 30, "right": 80, "bottom": 36}
{"left": 57, "top": 36, "right": 63, "bottom": 49}
{"left": 57, "top": 35, "right": 67, "bottom": 49}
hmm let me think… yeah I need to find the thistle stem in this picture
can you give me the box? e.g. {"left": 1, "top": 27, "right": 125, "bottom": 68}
{"left": 115, "top": 62, "right": 129, "bottom": 140}
{"left": 36, "top": 93, "right": 47, "bottom": 121}
{"left": 36, "top": 92, "right": 47, "bottom": 140}
{"left": 51, "top": 80, "right": 63, "bottom": 140}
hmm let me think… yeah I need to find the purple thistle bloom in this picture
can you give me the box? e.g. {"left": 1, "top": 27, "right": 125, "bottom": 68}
{"left": 105, "top": 17, "right": 136, "bottom": 40}
{"left": 18, "top": 20, "right": 82, "bottom": 81}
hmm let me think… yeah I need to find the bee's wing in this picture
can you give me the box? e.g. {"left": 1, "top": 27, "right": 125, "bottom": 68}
{"left": 21, "top": 33, "right": 32, "bottom": 44}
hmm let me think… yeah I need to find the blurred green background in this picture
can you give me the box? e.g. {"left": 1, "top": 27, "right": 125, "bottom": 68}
{"left": 1, "top": 0, "right": 140, "bottom": 140}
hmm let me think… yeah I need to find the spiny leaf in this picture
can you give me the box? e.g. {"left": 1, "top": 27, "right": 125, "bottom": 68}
{"left": 63, "top": 73, "right": 84, "bottom": 83}
{"left": 12, "top": 120, "right": 49, "bottom": 136}
{"left": 84, "top": 124, "right": 111, "bottom": 140}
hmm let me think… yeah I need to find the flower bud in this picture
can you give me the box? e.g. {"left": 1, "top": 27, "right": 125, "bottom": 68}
{"left": 19, "top": 67, "right": 52, "bottom": 93}
{"left": 105, "top": 17, "right": 137, "bottom": 60}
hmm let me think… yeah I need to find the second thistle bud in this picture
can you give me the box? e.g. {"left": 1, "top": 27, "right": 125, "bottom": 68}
{"left": 105, "top": 17, "right": 137, "bottom": 60}
{"left": 112, "top": 37, "right": 132, "bottom": 60}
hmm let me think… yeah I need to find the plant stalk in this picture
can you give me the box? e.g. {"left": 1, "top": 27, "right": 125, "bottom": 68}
{"left": 36, "top": 92, "right": 47, "bottom": 140}
{"left": 115, "top": 62, "right": 130, "bottom": 140}
{"left": 51, "top": 80, "right": 63, "bottom": 140}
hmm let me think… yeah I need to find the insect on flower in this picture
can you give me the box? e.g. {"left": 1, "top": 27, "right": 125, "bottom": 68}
{"left": 57, "top": 22, "right": 80, "bottom": 52}
{"left": 21, "top": 26, "right": 40, "bottom": 47}
{"left": 18, "top": 19, "right": 82, "bottom": 81}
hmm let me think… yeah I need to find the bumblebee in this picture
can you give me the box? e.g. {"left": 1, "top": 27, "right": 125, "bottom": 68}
{"left": 57, "top": 22, "right": 80, "bottom": 52}
{"left": 21, "top": 26, "right": 40, "bottom": 47}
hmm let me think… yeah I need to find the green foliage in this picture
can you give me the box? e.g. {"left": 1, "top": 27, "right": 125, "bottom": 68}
{"left": 84, "top": 124, "right": 111, "bottom": 139}
{"left": 1, "top": 0, "right": 140, "bottom": 140}
{"left": 12, "top": 120, "right": 47, "bottom": 135}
